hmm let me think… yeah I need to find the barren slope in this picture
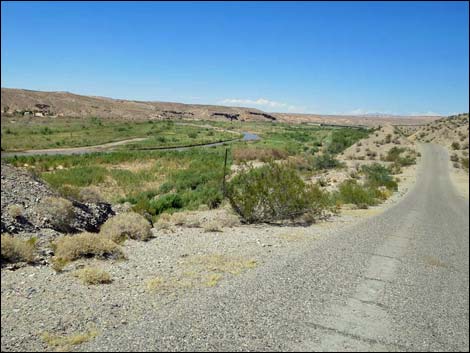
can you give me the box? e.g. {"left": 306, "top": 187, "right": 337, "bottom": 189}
{"left": 2, "top": 88, "right": 441, "bottom": 126}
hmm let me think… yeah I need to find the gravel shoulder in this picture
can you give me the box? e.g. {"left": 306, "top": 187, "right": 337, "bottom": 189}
{"left": 449, "top": 161, "right": 469, "bottom": 199}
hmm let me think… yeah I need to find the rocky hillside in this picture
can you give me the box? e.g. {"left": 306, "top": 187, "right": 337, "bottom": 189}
{"left": 2, "top": 88, "right": 440, "bottom": 126}
{"left": 410, "top": 113, "right": 469, "bottom": 171}
{"left": 339, "top": 124, "right": 416, "bottom": 162}
{"left": 1, "top": 163, "right": 114, "bottom": 246}
{"left": 1, "top": 88, "right": 276, "bottom": 122}
{"left": 276, "top": 113, "right": 440, "bottom": 127}
{"left": 410, "top": 113, "right": 469, "bottom": 146}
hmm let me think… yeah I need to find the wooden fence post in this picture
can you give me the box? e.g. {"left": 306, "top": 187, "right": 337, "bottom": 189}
{"left": 222, "top": 148, "right": 228, "bottom": 197}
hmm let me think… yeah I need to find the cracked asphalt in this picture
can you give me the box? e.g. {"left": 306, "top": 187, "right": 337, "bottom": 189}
{"left": 79, "top": 143, "right": 468, "bottom": 352}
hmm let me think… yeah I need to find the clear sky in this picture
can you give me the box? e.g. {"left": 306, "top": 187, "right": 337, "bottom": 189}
{"left": 1, "top": 1, "right": 469, "bottom": 115}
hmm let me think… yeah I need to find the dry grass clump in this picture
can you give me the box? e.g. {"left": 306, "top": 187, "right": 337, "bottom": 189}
{"left": 1, "top": 234, "right": 36, "bottom": 263}
{"left": 7, "top": 204, "right": 23, "bottom": 218}
{"left": 146, "top": 272, "right": 224, "bottom": 293}
{"left": 146, "top": 277, "right": 169, "bottom": 292}
{"left": 73, "top": 266, "right": 112, "bottom": 285}
{"left": 170, "top": 211, "right": 201, "bottom": 228}
{"left": 41, "top": 329, "right": 98, "bottom": 350}
{"left": 202, "top": 211, "right": 240, "bottom": 231}
{"left": 233, "top": 147, "right": 288, "bottom": 163}
{"left": 100, "top": 212, "right": 152, "bottom": 243}
{"left": 187, "top": 254, "right": 257, "bottom": 275}
{"left": 204, "top": 273, "right": 223, "bottom": 287}
{"left": 203, "top": 221, "right": 223, "bottom": 233}
{"left": 37, "top": 196, "right": 75, "bottom": 231}
{"left": 155, "top": 213, "right": 173, "bottom": 231}
{"left": 51, "top": 256, "right": 70, "bottom": 273}
{"left": 78, "top": 186, "right": 103, "bottom": 203}
{"left": 145, "top": 276, "right": 193, "bottom": 293}
{"left": 52, "top": 232, "right": 124, "bottom": 264}
{"left": 146, "top": 254, "right": 257, "bottom": 294}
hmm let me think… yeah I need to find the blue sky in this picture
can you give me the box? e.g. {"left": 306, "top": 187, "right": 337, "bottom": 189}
{"left": 1, "top": 1, "right": 469, "bottom": 115}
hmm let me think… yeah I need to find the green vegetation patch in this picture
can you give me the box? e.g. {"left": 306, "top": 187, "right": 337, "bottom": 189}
{"left": 0, "top": 117, "right": 238, "bottom": 151}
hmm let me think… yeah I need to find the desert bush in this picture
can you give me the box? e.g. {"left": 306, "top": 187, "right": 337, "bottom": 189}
{"left": 52, "top": 232, "right": 124, "bottom": 263}
{"left": 1, "top": 234, "right": 36, "bottom": 263}
{"left": 450, "top": 154, "right": 459, "bottom": 162}
{"left": 73, "top": 267, "right": 112, "bottom": 285}
{"left": 7, "top": 204, "right": 23, "bottom": 218}
{"left": 384, "top": 147, "right": 416, "bottom": 166}
{"left": 326, "top": 129, "right": 369, "bottom": 154}
{"left": 335, "top": 180, "right": 377, "bottom": 209}
{"left": 362, "top": 164, "right": 398, "bottom": 191}
{"left": 312, "top": 153, "right": 343, "bottom": 170}
{"left": 100, "top": 212, "right": 152, "bottom": 243}
{"left": 37, "top": 197, "right": 75, "bottom": 232}
{"left": 451, "top": 142, "right": 461, "bottom": 150}
{"left": 227, "top": 162, "right": 332, "bottom": 223}
{"left": 389, "top": 162, "right": 403, "bottom": 175}
{"left": 232, "top": 147, "right": 288, "bottom": 162}
{"left": 461, "top": 157, "right": 469, "bottom": 171}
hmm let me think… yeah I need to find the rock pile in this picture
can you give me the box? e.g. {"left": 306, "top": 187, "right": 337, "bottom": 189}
{"left": 1, "top": 162, "right": 114, "bottom": 237}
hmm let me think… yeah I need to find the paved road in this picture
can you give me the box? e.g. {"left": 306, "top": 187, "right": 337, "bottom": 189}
{"left": 81, "top": 143, "right": 468, "bottom": 352}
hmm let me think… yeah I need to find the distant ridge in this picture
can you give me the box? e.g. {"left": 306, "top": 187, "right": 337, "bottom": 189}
{"left": 1, "top": 87, "right": 442, "bottom": 126}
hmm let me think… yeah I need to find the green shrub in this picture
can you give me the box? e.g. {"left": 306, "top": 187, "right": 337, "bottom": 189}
{"left": 362, "top": 163, "right": 398, "bottom": 191}
{"left": 149, "top": 193, "right": 184, "bottom": 214}
{"left": 335, "top": 180, "right": 377, "bottom": 208}
{"left": 227, "top": 162, "right": 332, "bottom": 223}
{"left": 451, "top": 142, "right": 460, "bottom": 150}
{"left": 312, "top": 153, "right": 343, "bottom": 170}
{"left": 384, "top": 147, "right": 416, "bottom": 166}
{"left": 326, "top": 129, "right": 369, "bottom": 154}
